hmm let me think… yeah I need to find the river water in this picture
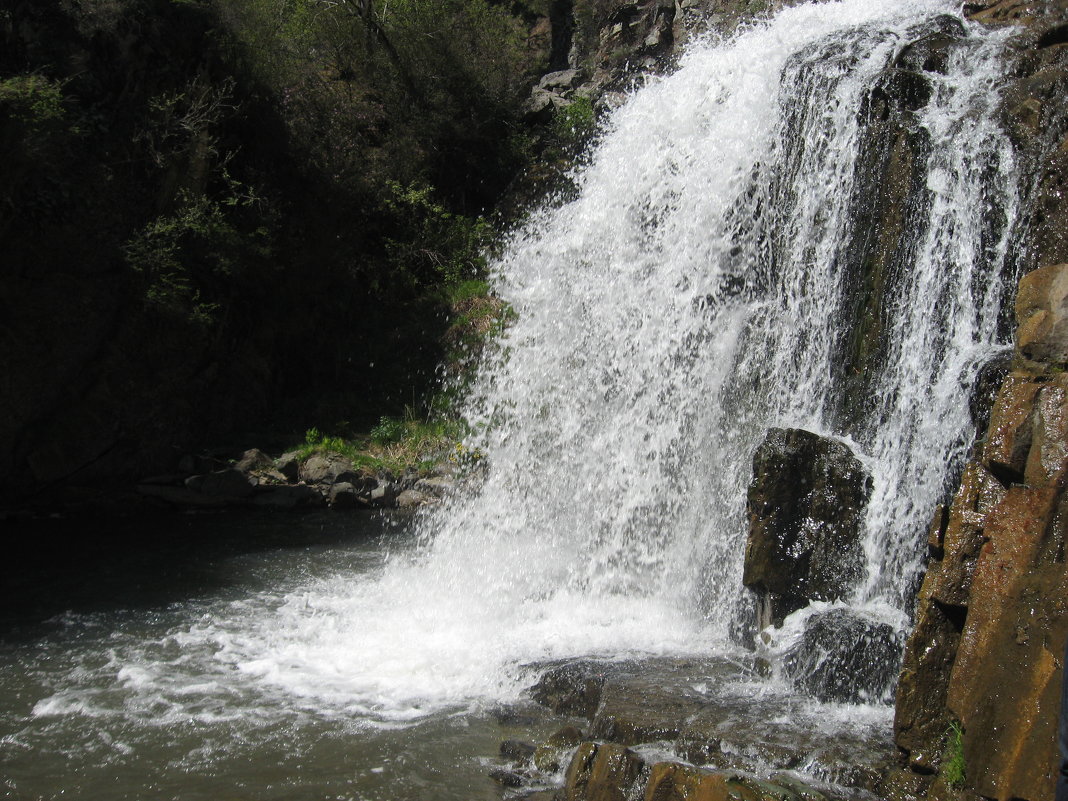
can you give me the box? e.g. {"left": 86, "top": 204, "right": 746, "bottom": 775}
{"left": 1, "top": 0, "right": 1020, "bottom": 797}
{"left": 0, "top": 512, "right": 563, "bottom": 800}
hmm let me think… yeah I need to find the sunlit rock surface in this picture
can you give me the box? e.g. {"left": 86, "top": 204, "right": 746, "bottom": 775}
{"left": 897, "top": 265, "right": 1068, "bottom": 800}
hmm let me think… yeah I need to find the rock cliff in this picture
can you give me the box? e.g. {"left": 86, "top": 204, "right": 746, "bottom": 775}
{"left": 891, "top": 1, "right": 1068, "bottom": 799}
{"left": 895, "top": 262, "right": 1068, "bottom": 800}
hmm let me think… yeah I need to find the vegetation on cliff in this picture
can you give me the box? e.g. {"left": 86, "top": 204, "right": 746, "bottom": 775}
{"left": 0, "top": 0, "right": 557, "bottom": 502}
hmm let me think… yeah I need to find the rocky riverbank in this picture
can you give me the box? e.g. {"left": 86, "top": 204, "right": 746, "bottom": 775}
{"left": 133, "top": 447, "right": 460, "bottom": 512}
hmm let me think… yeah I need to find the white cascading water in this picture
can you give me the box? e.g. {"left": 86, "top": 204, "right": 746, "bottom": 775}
{"left": 24, "top": 0, "right": 1020, "bottom": 734}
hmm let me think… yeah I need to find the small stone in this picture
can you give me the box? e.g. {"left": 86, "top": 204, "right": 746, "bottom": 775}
{"left": 252, "top": 484, "right": 324, "bottom": 509}
{"left": 235, "top": 448, "right": 272, "bottom": 474}
{"left": 396, "top": 489, "right": 429, "bottom": 508}
{"left": 500, "top": 739, "right": 537, "bottom": 763}
{"left": 328, "top": 482, "right": 360, "bottom": 508}
{"left": 187, "top": 468, "right": 256, "bottom": 499}
{"left": 547, "top": 725, "right": 584, "bottom": 748}
{"left": 533, "top": 743, "right": 562, "bottom": 774}
{"left": 369, "top": 481, "right": 398, "bottom": 507}
{"left": 488, "top": 767, "right": 526, "bottom": 788}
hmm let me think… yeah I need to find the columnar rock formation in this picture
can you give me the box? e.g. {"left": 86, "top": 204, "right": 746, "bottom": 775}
{"left": 896, "top": 265, "right": 1068, "bottom": 800}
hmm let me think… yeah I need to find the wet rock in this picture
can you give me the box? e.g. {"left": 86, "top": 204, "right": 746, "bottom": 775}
{"left": 535, "top": 743, "right": 564, "bottom": 774}
{"left": 562, "top": 741, "right": 644, "bottom": 801}
{"left": 676, "top": 668, "right": 895, "bottom": 785}
{"left": 414, "top": 476, "right": 455, "bottom": 497}
{"left": 489, "top": 766, "right": 527, "bottom": 787}
{"left": 968, "top": 350, "right": 1012, "bottom": 434}
{"left": 897, "top": 270, "right": 1068, "bottom": 800}
{"left": 396, "top": 489, "right": 430, "bottom": 508}
{"left": 743, "top": 429, "right": 872, "bottom": 627}
{"left": 369, "top": 481, "right": 399, "bottom": 507}
{"left": 780, "top": 608, "right": 904, "bottom": 704}
{"left": 327, "top": 482, "right": 361, "bottom": 508}
{"left": 591, "top": 672, "right": 705, "bottom": 745}
{"left": 1016, "top": 262, "right": 1068, "bottom": 365}
{"left": 491, "top": 702, "right": 547, "bottom": 727}
{"left": 548, "top": 725, "right": 585, "bottom": 747}
{"left": 642, "top": 762, "right": 813, "bottom": 801}
{"left": 501, "top": 739, "right": 537, "bottom": 763}
{"left": 518, "top": 791, "right": 561, "bottom": 801}
{"left": 769, "top": 773, "right": 830, "bottom": 801}
{"left": 533, "top": 726, "right": 585, "bottom": 774}
{"left": 945, "top": 485, "right": 1063, "bottom": 800}
{"left": 530, "top": 660, "right": 622, "bottom": 717}
{"left": 1023, "top": 376, "right": 1068, "bottom": 486}
{"left": 981, "top": 372, "right": 1042, "bottom": 485}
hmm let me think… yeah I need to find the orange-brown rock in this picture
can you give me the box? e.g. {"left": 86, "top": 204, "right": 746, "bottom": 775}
{"left": 981, "top": 373, "right": 1042, "bottom": 484}
{"left": 896, "top": 260, "right": 1068, "bottom": 800}
{"left": 944, "top": 486, "right": 1066, "bottom": 801}
{"left": 1016, "top": 264, "right": 1068, "bottom": 366}
{"left": 643, "top": 762, "right": 812, "bottom": 801}
{"left": 564, "top": 742, "right": 645, "bottom": 801}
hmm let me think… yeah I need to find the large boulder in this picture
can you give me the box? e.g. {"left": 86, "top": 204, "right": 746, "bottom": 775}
{"left": 743, "top": 428, "right": 872, "bottom": 627}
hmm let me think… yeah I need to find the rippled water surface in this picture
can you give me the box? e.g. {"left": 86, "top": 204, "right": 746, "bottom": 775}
{"left": 0, "top": 512, "right": 562, "bottom": 801}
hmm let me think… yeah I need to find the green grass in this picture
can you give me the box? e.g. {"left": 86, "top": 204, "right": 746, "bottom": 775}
{"left": 296, "top": 410, "right": 469, "bottom": 478}
{"left": 943, "top": 721, "right": 966, "bottom": 789}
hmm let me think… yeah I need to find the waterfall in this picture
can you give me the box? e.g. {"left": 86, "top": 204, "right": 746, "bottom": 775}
{"left": 415, "top": 0, "right": 1016, "bottom": 688}
{"left": 147, "top": 0, "right": 1019, "bottom": 721}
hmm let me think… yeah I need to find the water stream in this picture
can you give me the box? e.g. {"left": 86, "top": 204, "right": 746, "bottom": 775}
{"left": 0, "top": 1, "right": 1021, "bottom": 798}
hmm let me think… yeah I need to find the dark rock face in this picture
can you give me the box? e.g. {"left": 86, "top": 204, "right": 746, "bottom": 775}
{"left": 743, "top": 428, "right": 872, "bottom": 627}
{"left": 781, "top": 608, "right": 904, "bottom": 704}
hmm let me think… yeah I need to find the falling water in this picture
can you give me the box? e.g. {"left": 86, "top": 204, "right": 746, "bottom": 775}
{"left": 0, "top": 1, "right": 1023, "bottom": 797}
{"left": 425, "top": 0, "right": 1018, "bottom": 665}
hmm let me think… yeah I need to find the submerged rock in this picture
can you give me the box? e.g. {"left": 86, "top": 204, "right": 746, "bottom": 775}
{"left": 743, "top": 429, "right": 872, "bottom": 628}
{"left": 779, "top": 608, "right": 905, "bottom": 704}
{"left": 501, "top": 739, "right": 537, "bottom": 763}
{"left": 530, "top": 660, "right": 625, "bottom": 717}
